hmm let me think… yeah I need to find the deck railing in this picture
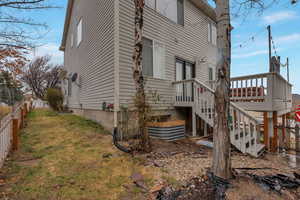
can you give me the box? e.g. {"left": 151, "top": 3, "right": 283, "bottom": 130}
{"left": 230, "top": 72, "right": 292, "bottom": 111}
{"left": 173, "top": 78, "right": 264, "bottom": 157}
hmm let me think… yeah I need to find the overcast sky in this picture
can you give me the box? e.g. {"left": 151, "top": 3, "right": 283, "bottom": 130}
{"left": 31, "top": 0, "right": 299, "bottom": 93}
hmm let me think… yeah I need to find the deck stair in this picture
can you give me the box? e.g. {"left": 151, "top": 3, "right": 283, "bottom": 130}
{"left": 173, "top": 78, "right": 265, "bottom": 157}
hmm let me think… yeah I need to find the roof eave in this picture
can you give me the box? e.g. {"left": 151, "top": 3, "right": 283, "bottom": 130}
{"left": 59, "top": 0, "right": 74, "bottom": 52}
{"left": 59, "top": 0, "right": 216, "bottom": 52}
{"left": 190, "top": 0, "right": 216, "bottom": 22}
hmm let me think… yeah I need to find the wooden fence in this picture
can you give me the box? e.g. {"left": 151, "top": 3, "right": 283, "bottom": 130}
{"left": 0, "top": 101, "right": 32, "bottom": 168}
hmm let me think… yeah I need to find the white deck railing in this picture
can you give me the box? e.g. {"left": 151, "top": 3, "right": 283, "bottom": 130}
{"left": 173, "top": 79, "right": 264, "bottom": 157}
{"left": 230, "top": 72, "right": 292, "bottom": 112}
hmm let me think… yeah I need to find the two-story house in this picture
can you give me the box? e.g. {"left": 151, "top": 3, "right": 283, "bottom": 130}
{"left": 60, "top": 0, "right": 218, "bottom": 131}
{"left": 60, "top": 0, "right": 293, "bottom": 157}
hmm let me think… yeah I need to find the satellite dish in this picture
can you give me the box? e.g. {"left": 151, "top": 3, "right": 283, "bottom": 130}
{"left": 71, "top": 73, "right": 78, "bottom": 82}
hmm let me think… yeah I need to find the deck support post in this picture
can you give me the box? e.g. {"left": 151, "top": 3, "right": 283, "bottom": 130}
{"left": 279, "top": 114, "right": 286, "bottom": 150}
{"left": 271, "top": 111, "right": 278, "bottom": 152}
{"left": 204, "top": 121, "right": 208, "bottom": 136}
{"left": 263, "top": 112, "right": 270, "bottom": 149}
{"left": 192, "top": 108, "right": 196, "bottom": 137}
{"left": 286, "top": 113, "right": 291, "bottom": 150}
{"left": 296, "top": 124, "right": 300, "bottom": 152}
{"left": 20, "top": 108, "right": 24, "bottom": 129}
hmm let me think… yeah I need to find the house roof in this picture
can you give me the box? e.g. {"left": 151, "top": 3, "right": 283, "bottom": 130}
{"left": 59, "top": 0, "right": 216, "bottom": 51}
{"left": 59, "top": 0, "right": 74, "bottom": 51}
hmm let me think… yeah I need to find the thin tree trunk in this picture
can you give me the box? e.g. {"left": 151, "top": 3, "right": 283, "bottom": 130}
{"left": 212, "top": 0, "right": 232, "bottom": 179}
{"left": 132, "top": 0, "right": 151, "bottom": 152}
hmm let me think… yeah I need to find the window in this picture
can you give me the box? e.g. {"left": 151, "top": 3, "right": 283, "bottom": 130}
{"left": 175, "top": 58, "right": 195, "bottom": 80}
{"left": 142, "top": 38, "right": 153, "bottom": 77}
{"left": 145, "top": 0, "right": 156, "bottom": 9}
{"left": 208, "top": 22, "right": 217, "bottom": 45}
{"left": 175, "top": 59, "right": 195, "bottom": 100}
{"left": 71, "top": 33, "right": 74, "bottom": 48}
{"left": 77, "top": 18, "right": 83, "bottom": 47}
{"left": 177, "top": 0, "right": 184, "bottom": 25}
{"left": 68, "top": 78, "right": 72, "bottom": 96}
{"left": 153, "top": 41, "right": 166, "bottom": 79}
{"left": 209, "top": 67, "right": 213, "bottom": 81}
{"left": 145, "top": 0, "right": 184, "bottom": 25}
{"left": 142, "top": 37, "right": 166, "bottom": 79}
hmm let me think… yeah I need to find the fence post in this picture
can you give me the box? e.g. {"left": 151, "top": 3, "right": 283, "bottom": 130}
{"left": 30, "top": 101, "right": 33, "bottom": 111}
{"left": 20, "top": 108, "right": 24, "bottom": 128}
{"left": 12, "top": 119, "right": 19, "bottom": 151}
{"left": 24, "top": 103, "right": 28, "bottom": 117}
{"left": 296, "top": 124, "right": 300, "bottom": 152}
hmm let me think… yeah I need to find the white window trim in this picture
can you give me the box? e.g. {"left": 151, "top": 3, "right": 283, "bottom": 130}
{"left": 152, "top": 39, "right": 166, "bottom": 80}
{"left": 77, "top": 18, "right": 83, "bottom": 47}
{"left": 208, "top": 21, "right": 217, "bottom": 46}
{"left": 143, "top": 37, "right": 167, "bottom": 80}
{"left": 71, "top": 33, "right": 74, "bottom": 48}
{"left": 145, "top": 0, "right": 184, "bottom": 26}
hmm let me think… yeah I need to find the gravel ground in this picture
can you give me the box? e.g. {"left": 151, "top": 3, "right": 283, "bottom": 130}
{"left": 144, "top": 139, "right": 300, "bottom": 183}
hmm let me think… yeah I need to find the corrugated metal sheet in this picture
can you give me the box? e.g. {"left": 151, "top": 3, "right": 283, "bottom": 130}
{"left": 148, "top": 125, "right": 186, "bottom": 141}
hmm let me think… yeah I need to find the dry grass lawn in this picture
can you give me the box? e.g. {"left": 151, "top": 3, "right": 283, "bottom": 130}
{"left": 0, "top": 109, "right": 161, "bottom": 200}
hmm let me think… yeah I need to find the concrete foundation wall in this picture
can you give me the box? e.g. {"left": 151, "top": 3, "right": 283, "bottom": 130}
{"left": 70, "top": 108, "right": 189, "bottom": 134}
{"left": 72, "top": 108, "right": 114, "bottom": 132}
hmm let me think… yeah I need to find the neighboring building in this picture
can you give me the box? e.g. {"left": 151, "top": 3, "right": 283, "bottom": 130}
{"left": 293, "top": 94, "right": 300, "bottom": 111}
{"left": 60, "top": 0, "right": 218, "bottom": 131}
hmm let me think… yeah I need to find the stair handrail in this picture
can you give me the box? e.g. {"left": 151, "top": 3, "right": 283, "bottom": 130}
{"left": 173, "top": 78, "right": 261, "bottom": 124}
{"left": 172, "top": 78, "right": 215, "bottom": 93}
{"left": 230, "top": 102, "right": 261, "bottom": 124}
{"left": 193, "top": 78, "right": 261, "bottom": 125}
{"left": 193, "top": 78, "right": 215, "bottom": 93}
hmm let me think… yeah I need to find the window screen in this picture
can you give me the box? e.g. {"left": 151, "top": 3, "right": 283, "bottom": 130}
{"left": 153, "top": 41, "right": 165, "bottom": 79}
{"left": 209, "top": 68, "right": 213, "bottom": 81}
{"left": 145, "top": 0, "right": 156, "bottom": 9}
{"left": 142, "top": 38, "right": 153, "bottom": 77}
{"left": 157, "top": 0, "right": 178, "bottom": 23}
{"left": 177, "top": 0, "right": 184, "bottom": 25}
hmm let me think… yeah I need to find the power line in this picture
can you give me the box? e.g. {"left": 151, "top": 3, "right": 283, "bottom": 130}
{"left": 271, "top": 36, "right": 279, "bottom": 58}
{"left": 232, "top": 27, "right": 267, "bottom": 49}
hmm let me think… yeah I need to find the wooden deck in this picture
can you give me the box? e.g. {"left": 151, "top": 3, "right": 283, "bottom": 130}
{"left": 230, "top": 72, "right": 292, "bottom": 113}
{"left": 172, "top": 78, "right": 264, "bottom": 157}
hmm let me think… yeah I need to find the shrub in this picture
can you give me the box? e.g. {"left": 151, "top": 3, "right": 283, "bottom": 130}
{"left": 46, "top": 88, "right": 63, "bottom": 111}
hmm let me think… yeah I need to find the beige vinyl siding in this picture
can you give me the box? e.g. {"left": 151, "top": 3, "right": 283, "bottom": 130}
{"left": 118, "top": 0, "right": 217, "bottom": 110}
{"left": 64, "top": 0, "right": 115, "bottom": 110}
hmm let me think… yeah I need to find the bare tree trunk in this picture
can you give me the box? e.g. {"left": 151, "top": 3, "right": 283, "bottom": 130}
{"left": 132, "top": 0, "right": 151, "bottom": 152}
{"left": 212, "top": 0, "right": 232, "bottom": 179}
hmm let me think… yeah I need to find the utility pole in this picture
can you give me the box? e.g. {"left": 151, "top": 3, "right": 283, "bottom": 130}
{"left": 287, "top": 57, "right": 290, "bottom": 82}
{"left": 267, "top": 25, "right": 272, "bottom": 72}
